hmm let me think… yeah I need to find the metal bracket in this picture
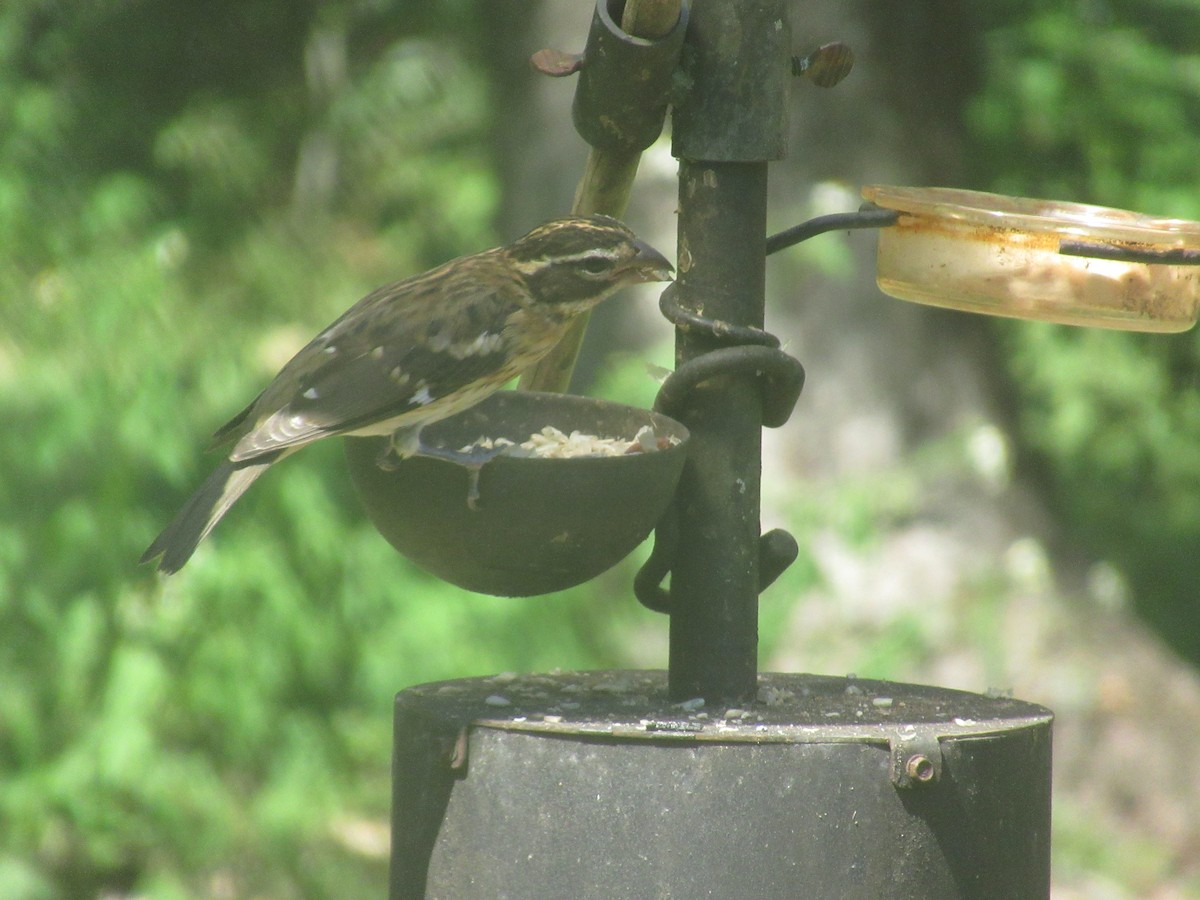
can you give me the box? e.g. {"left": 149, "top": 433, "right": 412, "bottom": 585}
{"left": 571, "top": 0, "right": 690, "bottom": 153}
{"left": 889, "top": 729, "right": 944, "bottom": 789}
{"left": 633, "top": 284, "right": 805, "bottom": 614}
{"left": 1058, "top": 239, "right": 1200, "bottom": 265}
{"left": 766, "top": 204, "right": 900, "bottom": 256}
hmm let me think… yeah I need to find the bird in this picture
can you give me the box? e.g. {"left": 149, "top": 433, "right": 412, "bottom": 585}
{"left": 141, "top": 215, "right": 673, "bottom": 574}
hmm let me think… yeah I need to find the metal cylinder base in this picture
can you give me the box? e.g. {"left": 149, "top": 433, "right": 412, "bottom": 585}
{"left": 389, "top": 670, "right": 1052, "bottom": 899}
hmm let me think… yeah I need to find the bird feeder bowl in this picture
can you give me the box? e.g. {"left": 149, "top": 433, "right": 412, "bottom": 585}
{"left": 864, "top": 185, "right": 1200, "bottom": 332}
{"left": 344, "top": 391, "right": 689, "bottom": 597}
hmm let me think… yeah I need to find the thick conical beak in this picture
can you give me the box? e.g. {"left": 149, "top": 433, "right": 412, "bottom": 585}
{"left": 627, "top": 239, "right": 674, "bottom": 283}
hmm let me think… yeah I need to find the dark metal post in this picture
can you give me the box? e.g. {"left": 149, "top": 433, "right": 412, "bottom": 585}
{"left": 668, "top": 164, "right": 768, "bottom": 701}
{"left": 667, "top": 0, "right": 791, "bottom": 702}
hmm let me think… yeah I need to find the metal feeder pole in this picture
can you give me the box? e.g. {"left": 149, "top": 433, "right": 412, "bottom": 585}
{"left": 666, "top": 1, "right": 790, "bottom": 702}
{"left": 667, "top": 163, "right": 771, "bottom": 701}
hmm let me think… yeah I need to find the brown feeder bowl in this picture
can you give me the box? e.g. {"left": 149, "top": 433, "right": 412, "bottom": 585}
{"left": 344, "top": 391, "right": 689, "bottom": 597}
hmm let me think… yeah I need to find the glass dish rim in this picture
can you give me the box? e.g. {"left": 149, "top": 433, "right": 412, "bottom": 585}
{"left": 862, "top": 185, "right": 1200, "bottom": 248}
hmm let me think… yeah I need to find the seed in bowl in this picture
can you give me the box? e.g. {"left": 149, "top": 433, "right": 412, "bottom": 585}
{"left": 460, "top": 424, "right": 678, "bottom": 460}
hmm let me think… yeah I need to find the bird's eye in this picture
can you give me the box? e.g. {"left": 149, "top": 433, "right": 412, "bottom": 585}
{"left": 579, "top": 255, "right": 611, "bottom": 275}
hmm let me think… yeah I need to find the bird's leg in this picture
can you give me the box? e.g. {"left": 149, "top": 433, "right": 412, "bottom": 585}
{"left": 374, "top": 441, "right": 403, "bottom": 471}
{"left": 375, "top": 426, "right": 423, "bottom": 471}
{"left": 379, "top": 427, "right": 432, "bottom": 472}
{"left": 409, "top": 440, "right": 512, "bottom": 510}
{"left": 376, "top": 426, "right": 511, "bottom": 509}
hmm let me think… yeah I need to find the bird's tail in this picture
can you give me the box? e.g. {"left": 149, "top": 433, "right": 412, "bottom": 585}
{"left": 140, "top": 457, "right": 275, "bottom": 574}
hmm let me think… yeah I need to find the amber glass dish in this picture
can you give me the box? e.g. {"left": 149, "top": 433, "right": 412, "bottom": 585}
{"left": 864, "top": 185, "right": 1200, "bottom": 332}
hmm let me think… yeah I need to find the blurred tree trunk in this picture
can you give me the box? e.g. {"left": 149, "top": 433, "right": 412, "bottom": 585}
{"left": 478, "top": 0, "right": 676, "bottom": 390}
{"left": 478, "top": 1, "right": 591, "bottom": 236}
{"left": 769, "top": 0, "right": 1018, "bottom": 477}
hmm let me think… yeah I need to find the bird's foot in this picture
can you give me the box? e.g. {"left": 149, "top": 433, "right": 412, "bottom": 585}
{"left": 374, "top": 443, "right": 405, "bottom": 471}
{"left": 412, "top": 440, "right": 512, "bottom": 510}
{"left": 375, "top": 427, "right": 425, "bottom": 471}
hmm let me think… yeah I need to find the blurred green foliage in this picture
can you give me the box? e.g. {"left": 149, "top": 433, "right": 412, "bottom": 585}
{"left": 4, "top": 0, "right": 1200, "bottom": 895}
{"left": 967, "top": 0, "right": 1200, "bottom": 659}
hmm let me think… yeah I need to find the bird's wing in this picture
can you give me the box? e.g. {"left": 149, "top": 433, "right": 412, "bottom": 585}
{"left": 221, "top": 264, "right": 527, "bottom": 462}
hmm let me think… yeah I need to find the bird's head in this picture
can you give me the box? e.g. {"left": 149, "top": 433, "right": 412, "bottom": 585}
{"left": 505, "top": 215, "right": 673, "bottom": 311}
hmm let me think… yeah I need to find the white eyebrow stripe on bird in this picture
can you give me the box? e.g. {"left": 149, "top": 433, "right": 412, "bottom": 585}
{"left": 509, "top": 248, "right": 620, "bottom": 276}
{"left": 553, "top": 248, "right": 621, "bottom": 264}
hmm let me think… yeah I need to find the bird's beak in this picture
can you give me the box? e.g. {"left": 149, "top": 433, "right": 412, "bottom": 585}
{"left": 627, "top": 239, "right": 674, "bottom": 283}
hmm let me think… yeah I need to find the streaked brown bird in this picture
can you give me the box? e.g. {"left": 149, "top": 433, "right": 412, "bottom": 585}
{"left": 141, "top": 215, "right": 673, "bottom": 573}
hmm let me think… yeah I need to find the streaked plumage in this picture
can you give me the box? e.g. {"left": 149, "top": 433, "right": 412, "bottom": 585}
{"left": 141, "top": 215, "right": 672, "bottom": 573}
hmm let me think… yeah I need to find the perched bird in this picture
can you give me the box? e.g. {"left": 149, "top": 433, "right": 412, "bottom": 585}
{"left": 141, "top": 215, "right": 673, "bottom": 573}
